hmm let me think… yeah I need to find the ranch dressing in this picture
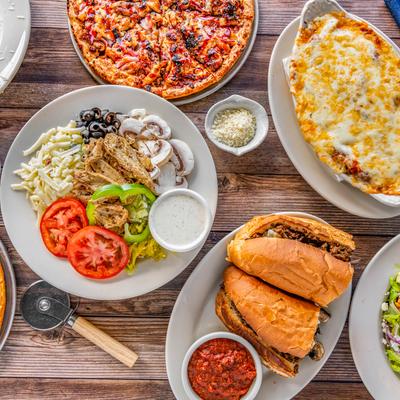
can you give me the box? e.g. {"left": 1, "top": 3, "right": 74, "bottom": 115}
{"left": 151, "top": 193, "right": 207, "bottom": 249}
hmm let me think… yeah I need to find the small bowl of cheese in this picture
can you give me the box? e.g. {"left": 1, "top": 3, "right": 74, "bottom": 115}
{"left": 205, "top": 95, "right": 269, "bottom": 156}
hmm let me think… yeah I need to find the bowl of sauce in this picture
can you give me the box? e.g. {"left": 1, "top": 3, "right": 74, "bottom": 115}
{"left": 181, "top": 332, "right": 262, "bottom": 400}
{"left": 149, "top": 188, "right": 212, "bottom": 253}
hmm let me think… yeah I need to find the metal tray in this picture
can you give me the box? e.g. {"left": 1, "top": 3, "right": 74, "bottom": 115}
{"left": 0, "top": 239, "right": 16, "bottom": 351}
{"left": 68, "top": 0, "right": 259, "bottom": 105}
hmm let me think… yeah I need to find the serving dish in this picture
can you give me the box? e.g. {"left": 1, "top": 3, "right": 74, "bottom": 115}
{"left": 68, "top": 0, "right": 259, "bottom": 106}
{"left": 349, "top": 234, "right": 400, "bottom": 399}
{"left": 0, "top": 0, "right": 30, "bottom": 94}
{"left": 166, "top": 211, "right": 351, "bottom": 400}
{"left": 268, "top": 1, "right": 400, "bottom": 219}
{"left": 181, "top": 331, "right": 263, "bottom": 400}
{"left": 0, "top": 240, "right": 16, "bottom": 351}
{"left": 204, "top": 95, "right": 268, "bottom": 156}
{"left": 0, "top": 85, "right": 218, "bottom": 300}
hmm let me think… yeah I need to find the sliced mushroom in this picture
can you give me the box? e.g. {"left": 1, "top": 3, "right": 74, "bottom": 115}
{"left": 155, "top": 162, "right": 188, "bottom": 195}
{"left": 129, "top": 108, "right": 147, "bottom": 119}
{"left": 136, "top": 139, "right": 173, "bottom": 167}
{"left": 119, "top": 118, "right": 145, "bottom": 135}
{"left": 169, "top": 139, "right": 195, "bottom": 177}
{"left": 141, "top": 115, "right": 172, "bottom": 140}
{"left": 319, "top": 309, "right": 331, "bottom": 323}
{"left": 309, "top": 342, "right": 325, "bottom": 361}
{"left": 149, "top": 165, "right": 161, "bottom": 180}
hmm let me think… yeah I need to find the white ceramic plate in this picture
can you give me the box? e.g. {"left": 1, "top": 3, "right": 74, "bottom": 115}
{"left": 349, "top": 234, "right": 400, "bottom": 399}
{"left": 268, "top": 16, "right": 400, "bottom": 219}
{"left": 67, "top": 0, "right": 259, "bottom": 106}
{"left": 166, "top": 212, "right": 351, "bottom": 400}
{"left": 0, "top": 0, "right": 30, "bottom": 93}
{"left": 0, "top": 85, "right": 218, "bottom": 300}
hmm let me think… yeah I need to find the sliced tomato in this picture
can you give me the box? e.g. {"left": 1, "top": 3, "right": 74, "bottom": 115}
{"left": 40, "top": 198, "right": 88, "bottom": 258}
{"left": 67, "top": 226, "right": 129, "bottom": 279}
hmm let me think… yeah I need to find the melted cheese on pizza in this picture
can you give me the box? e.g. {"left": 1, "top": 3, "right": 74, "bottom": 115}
{"left": 289, "top": 12, "right": 400, "bottom": 195}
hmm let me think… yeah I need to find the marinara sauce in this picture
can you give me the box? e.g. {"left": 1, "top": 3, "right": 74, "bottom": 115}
{"left": 187, "top": 338, "right": 257, "bottom": 400}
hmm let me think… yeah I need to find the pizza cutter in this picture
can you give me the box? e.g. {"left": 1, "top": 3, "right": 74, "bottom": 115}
{"left": 20, "top": 280, "right": 138, "bottom": 368}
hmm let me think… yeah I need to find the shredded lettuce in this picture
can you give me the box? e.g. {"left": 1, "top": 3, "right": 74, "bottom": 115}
{"left": 386, "top": 349, "right": 400, "bottom": 373}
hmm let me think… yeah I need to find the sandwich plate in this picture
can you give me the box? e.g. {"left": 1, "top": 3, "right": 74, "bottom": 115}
{"left": 166, "top": 212, "right": 351, "bottom": 400}
{"left": 268, "top": 15, "right": 400, "bottom": 219}
{"left": 0, "top": 85, "right": 218, "bottom": 300}
{"left": 349, "top": 234, "right": 400, "bottom": 399}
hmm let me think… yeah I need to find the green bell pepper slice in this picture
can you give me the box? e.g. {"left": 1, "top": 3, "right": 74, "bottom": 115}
{"left": 86, "top": 201, "right": 96, "bottom": 225}
{"left": 91, "top": 184, "right": 124, "bottom": 200}
{"left": 124, "top": 223, "right": 150, "bottom": 244}
{"left": 119, "top": 183, "right": 156, "bottom": 204}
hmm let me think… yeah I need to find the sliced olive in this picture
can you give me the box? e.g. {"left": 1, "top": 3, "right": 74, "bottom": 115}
{"left": 92, "top": 107, "right": 102, "bottom": 119}
{"left": 98, "top": 122, "right": 109, "bottom": 133}
{"left": 88, "top": 121, "right": 102, "bottom": 132}
{"left": 83, "top": 138, "right": 90, "bottom": 144}
{"left": 91, "top": 131, "right": 104, "bottom": 139}
{"left": 101, "top": 109, "right": 110, "bottom": 121}
{"left": 309, "top": 342, "right": 324, "bottom": 361}
{"left": 82, "top": 130, "right": 90, "bottom": 138}
{"left": 106, "top": 125, "right": 117, "bottom": 134}
{"left": 80, "top": 110, "right": 95, "bottom": 122}
{"left": 113, "top": 119, "right": 121, "bottom": 129}
{"left": 104, "top": 111, "right": 116, "bottom": 124}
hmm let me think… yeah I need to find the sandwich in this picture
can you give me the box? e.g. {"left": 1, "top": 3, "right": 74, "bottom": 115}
{"left": 227, "top": 215, "right": 355, "bottom": 306}
{"left": 216, "top": 266, "right": 327, "bottom": 378}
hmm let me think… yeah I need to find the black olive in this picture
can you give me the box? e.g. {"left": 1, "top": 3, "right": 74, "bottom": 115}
{"left": 100, "top": 109, "right": 110, "bottom": 121}
{"left": 91, "top": 131, "right": 104, "bottom": 139}
{"left": 91, "top": 107, "right": 102, "bottom": 119}
{"left": 98, "top": 122, "right": 109, "bottom": 133}
{"left": 80, "top": 109, "right": 95, "bottom": 122}
{"left": 106, "top": 125, "right": 117, "bottom": 134}
{"left": 82, "top": 129, "right": 90, "bottom": 138}
{"left": 104, "top": 112, "right": 116, "bottom": 124}
{"left": 83, "top": 138, "right": 90, "bottom": 144}
{"left": 76, "top": 121, "right": 86, "bottom": 128}
{"left": 88, "top": 121, "right": 102, "bottom": 132}
{"left": 113, "top": 119, "right": 121, "bottom": 129}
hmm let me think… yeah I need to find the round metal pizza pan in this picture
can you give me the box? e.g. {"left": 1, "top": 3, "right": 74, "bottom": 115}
{"left": 0, "top": 239, "right": 16, "bottom": 351}
{"left": 67, "top": 0, "right": 259, "bottom": 105}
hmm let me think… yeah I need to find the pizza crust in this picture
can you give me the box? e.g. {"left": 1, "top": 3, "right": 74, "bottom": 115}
{"left": 67, "top": 0, "right": 255, "bottom": 99}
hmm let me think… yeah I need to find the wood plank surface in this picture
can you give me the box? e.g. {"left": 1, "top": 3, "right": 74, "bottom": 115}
{"left": 0, "top": 0, "right": 398, "bottom": 398}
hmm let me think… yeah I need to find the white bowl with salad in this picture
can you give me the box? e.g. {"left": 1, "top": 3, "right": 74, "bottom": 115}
{"left": 349, "top": 234, "right": 400, "bottom": 399}
{"left": 0, "top": 86, "right": 218, "bottom": 300}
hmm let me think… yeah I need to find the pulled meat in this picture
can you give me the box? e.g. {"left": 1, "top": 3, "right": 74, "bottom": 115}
{"left": 267, "top": 224, "right": 352, "bottom": 262}
{"left": 92, "top": 199, "right": 129, "bottom": 234}
{"left": 72, "top": 134, "right": 154, "bottom": 203}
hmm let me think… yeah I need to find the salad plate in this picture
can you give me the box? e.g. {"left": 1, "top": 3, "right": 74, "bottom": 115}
{"left": 0, "top": 85, "right": 218, "bottom": 300}
{"left": 349, "top": 234, "right": 400, "bottom": 399}
{"left": 268, "top": 13, "right": 400, "bottom": 219}
{"left": 166, "top": 211, "right": 351, "bottom": 400}
{"left": 0, "top": 0, "right": 30, "bottom": 94}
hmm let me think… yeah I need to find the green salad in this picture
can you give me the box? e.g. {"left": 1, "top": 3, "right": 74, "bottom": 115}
{"left": 382, "top": 269, "right": 400, "bottom": 374}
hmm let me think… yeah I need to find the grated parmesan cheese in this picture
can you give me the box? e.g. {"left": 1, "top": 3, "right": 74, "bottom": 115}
{"left": 212, "top": 108, "right": 256, "bottom": 148}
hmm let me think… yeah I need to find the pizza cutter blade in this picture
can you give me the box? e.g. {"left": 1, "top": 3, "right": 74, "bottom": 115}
{"left": 21, "top": 281, "right": 138, "bottom": 367}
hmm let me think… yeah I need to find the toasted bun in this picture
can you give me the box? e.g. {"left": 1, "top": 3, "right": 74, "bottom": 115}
{"left": 227, "top": 215, "right": 354, "bottom": 306}
{"left": 232, "top": 215, "right": 355, "bottom": 251}
{"left": 216, "top": 288, "right": 299, "bottom": 378}
{"left": 0, "top": 262, "right": 5, "bottom": 330}
{"left": 222, "top": 266, "right": 320, "bottom": 358}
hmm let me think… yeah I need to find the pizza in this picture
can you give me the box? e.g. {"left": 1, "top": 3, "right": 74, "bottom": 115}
{"left": 68, "top": 0, "right": 254, "bottom": 99}
{"left": 289, "top": 12, "right": 400, "bottom": 195}
{"left": 0, "top": 262, "right": 5, "bottom": 331}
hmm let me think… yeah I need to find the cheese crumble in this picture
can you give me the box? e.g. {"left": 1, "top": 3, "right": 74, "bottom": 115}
{"left": 212, "top": 108, "right": 256, "bottom": 148}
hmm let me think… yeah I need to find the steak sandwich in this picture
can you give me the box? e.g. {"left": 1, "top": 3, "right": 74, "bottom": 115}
{"left": 216, "top": 266, "right": 327, "bottom": 378}
{"left": 227, "top": 215, "right": 355, "bottom": 307}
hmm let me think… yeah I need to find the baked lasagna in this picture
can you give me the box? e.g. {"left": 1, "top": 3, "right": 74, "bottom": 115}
{"left": 289, "top": 12, "right": 400, "bottom": 195}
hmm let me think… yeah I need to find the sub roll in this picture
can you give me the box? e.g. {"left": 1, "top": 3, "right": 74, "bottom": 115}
{"left": 216, "top": 266, "right": 325, "bottom": 378}
{"left": 227, "top": 215, "right": 355, "bottom": 307}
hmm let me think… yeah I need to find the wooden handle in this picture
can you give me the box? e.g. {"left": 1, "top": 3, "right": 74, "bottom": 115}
{"left": 71, "top": 316, "right": 138, "bottom": 368}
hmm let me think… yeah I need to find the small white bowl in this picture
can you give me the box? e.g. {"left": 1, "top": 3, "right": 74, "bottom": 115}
{"left": 181, "top": 331, "right": 263, "bottom": 400}
{"left": 205, "top": 94, "right": 269, "bottom": 156}
{"left": 149, "top": 188, "right": 212, "bottom": 253}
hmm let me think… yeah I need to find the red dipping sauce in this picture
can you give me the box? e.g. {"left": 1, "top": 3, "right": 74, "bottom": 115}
{"left": 187, "top": 338, "right": 257, "bottom": 400}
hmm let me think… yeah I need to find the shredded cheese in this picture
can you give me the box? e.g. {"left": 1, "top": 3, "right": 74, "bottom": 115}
{"left": 11, "top": 121, "right": 84, "bottom": 221}
{"left": 212, "top": 108, "right": 256, "bottom": 148}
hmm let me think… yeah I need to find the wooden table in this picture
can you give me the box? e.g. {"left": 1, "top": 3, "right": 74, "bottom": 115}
{"left": 0, "top": 0, "right": 399, "bottom": 398}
